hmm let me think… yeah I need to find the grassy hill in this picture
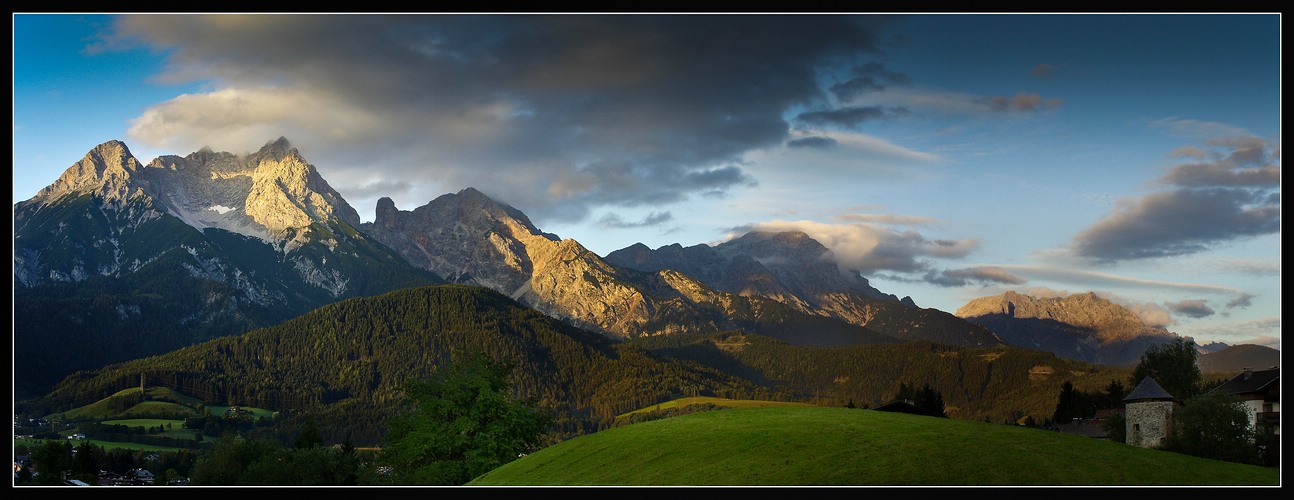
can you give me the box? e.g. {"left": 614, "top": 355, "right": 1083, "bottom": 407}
{"left": 469, "top": 406, "right": 1279, "bottom": 486}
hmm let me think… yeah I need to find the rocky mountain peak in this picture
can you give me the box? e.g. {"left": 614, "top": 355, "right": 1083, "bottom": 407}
{"left": 33, "top": 139, "right": 144, "bottom": 204}
{"left": 725, "top": 230, "right": 829, "bottom": 257}
{"left": 957, "top": 291, "right": 1145, "bottom": 329}
{"left": 955, "top": 290, "right": 1178, "bottom": 364}
{"left": 242, "top": 138, "right": 361, "bottom": 233}
{"left": 250, "top": 136, "right": 295, "bottom": 162}
{"left": 29, "top": 138, "right": 362, "bottom": 248}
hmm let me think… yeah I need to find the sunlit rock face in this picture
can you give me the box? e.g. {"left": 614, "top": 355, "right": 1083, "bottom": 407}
{"left": 605, "top": 231, "right": 1004, "bottom": 348}
{"left": 361, "top": 188, "right": 655, "bottom": 337}
{"left": 29, "top": 137, "right": 361, "bottom": 249}
{"left": 956, "top": 291, "right": 1180, "bottom": 365}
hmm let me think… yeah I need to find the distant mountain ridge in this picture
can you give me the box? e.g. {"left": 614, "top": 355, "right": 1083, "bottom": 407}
{"left": 605, "top": 233, "right": 1001, "bottom": 347}
{"left": 1198, "top": 344, "right": 1281, "bottom": 375}
{"left": 361, "top": 188, "right": 1002, "bottom": 349}
{"left": 359, "top": 189, "right": 906, "bottom": 346}
{"left": 955, "top": 291, "right": 1181, "bottom": 366}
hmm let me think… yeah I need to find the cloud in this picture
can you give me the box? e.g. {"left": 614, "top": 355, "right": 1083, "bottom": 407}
{"left": 598, "top": 211, "right": 673, "bottom": 229}
{"left": 1030, "top": 64, "right": 1053, "bottom": 80}
{"left": 795, "top": 106, "right": 908, "bottom": 128}
{"left": 1073, "top": 188, "right": 1279, "bottom": 261}
{"left": 1150, "top": 117, "right": 1251, "bottom": 140}
{"left": 1165, "top": 299, "right": 1216, "bottom": 319}
{"left": 785, "top": 136, "right": 838, "bottom": 149}
{"left": 925, "top": 266, "right": 1027, "bottom": 287}
{"left": 979, "top": 93, "right": 1062, "bottom": 112}
{"left": 99, "top": 14, "right": 894, "bottom": 223}
{"left": 828, "top": 61, "right": 912, "bottom": 101}
{"left": 325, "top": 178, "right": 410, "bottom": 200}
{"left": 735, "top": 219, "right": 978, "bottom": 274}
{"left": 1213, "top": 259, "right": 1281, "bottom": 277}
{"left": 994, "top": 264, "right": 1243, "bottom": 295}
{"left": 1225, "top": 293, "right": 1254, "bottom": 309}
{"left": 1072, "top": 135, "right": 1280, "bottom": 262}
{"left": 1125, "top": 301, "right": 1175, "bottom": 327}
{"left": 858, "top": 87, "right": 1062, "bottom": 116}
{"left": 833, "top": 213, "right": 937, "bottom": 226}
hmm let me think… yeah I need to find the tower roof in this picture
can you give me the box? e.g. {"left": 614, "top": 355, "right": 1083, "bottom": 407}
{"left": 1123, "top": 376, "right": 1176, "bottom": 402}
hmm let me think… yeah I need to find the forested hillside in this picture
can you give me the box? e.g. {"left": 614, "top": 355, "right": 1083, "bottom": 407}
{"left": 22, "top": 284, "right": 1143, "bottom": 447}
{"left": 23, "top": 285, "right": 774, "bottom": 445}
{"left": 628, "top": 332, "right": 1131, "bottom": 423}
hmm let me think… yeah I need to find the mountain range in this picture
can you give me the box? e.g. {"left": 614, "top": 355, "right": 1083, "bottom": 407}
{"left": 13, "top": 138, "right": 1267, "bottom": 399}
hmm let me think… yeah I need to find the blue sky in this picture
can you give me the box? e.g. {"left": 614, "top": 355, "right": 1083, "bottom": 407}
{"left": 12, "top": 13, "right": 1281, "bottom": 350}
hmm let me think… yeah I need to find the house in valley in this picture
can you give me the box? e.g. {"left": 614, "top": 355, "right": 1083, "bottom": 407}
{"left": 1209, "top": 367, "right": 1279, "bottom": 437}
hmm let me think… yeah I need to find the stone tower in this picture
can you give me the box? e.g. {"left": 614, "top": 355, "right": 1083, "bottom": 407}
{"left": 1123, "top": 376, "right": 1177, "bottom": 448}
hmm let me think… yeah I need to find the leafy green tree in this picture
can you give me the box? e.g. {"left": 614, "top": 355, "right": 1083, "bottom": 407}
{"left": 1161, "top": 391, "right": 1258, "bottom": 464}
{"left": 29, "top": 439, "right": 74, "bottom": 485}
{"left": 189, "top": 435, "right": 279, "bottom": 485}
{"left": 1131, "top": 337, "right": 1201, "bottom": 401}
{"left": 377, "top": 353, "right": 553, "bottom": 485}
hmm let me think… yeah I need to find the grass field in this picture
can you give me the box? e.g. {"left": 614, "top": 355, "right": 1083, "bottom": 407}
{"left": 204, "top": 405, "right": 275, "bottom": 419}
{"left": 101, "top": 419, "right": 196, "bottom": 440}
{"left": 470, "top": 406, "right": 1281, "bottom": 486}
{"left": 614, "top": 396, "right": 814, "bottom": 424}
{"left": 14, "top": 438, "right": 192, "bottom": 454}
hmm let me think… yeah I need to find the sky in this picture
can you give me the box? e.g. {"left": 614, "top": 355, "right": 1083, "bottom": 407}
{"left": 12, "top": 13, "right": 1282, "bottom": 351}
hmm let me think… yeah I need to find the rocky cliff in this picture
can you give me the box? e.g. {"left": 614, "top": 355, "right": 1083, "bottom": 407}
{"left": 955, "top": 291, "right": 1179, "bottom": 365}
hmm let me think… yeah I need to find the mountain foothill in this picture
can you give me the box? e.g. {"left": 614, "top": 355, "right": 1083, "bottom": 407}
{"left": 12, "top": 138, "right": 1274, "bottom": 444}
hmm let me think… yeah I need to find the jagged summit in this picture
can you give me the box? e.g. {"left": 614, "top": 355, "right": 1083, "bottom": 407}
{"left": 33, "top": 139, "right": 144, "bottom": 204}
{"left": 955, "top": 290, "right": 1179, "bottom": 365}
{"left": 955, "top": 290, "right": 1147, "bottom": 330}
{"left": 23, "top": 138, "right": 361, "bottom": 248}
{"left": 253, "top": 136, "right": 295, "bottom": 162}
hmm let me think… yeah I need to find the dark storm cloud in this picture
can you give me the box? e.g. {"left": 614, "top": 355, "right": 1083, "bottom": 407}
{"left": 786, "top": 136, "right": 839, "bottom": 149}
{"left": 105, "top": 14, "right": 893, "bottom": 223}
{"left": 1165, "top": 299, "right": 1215, "bottom": 319}
{"left": 796, "top": 106, "right": 907, "bottom": 128}
{"left": 828, "top": 62, "right": 911, "bottom": 101}
{"left": 1072, "top": 137, "right": 1280, "bottom": 262}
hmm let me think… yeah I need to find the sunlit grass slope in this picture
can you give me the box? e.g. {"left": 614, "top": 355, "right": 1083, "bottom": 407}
{"left": 469, "top": 406, "right": 1279, "bottom": 486}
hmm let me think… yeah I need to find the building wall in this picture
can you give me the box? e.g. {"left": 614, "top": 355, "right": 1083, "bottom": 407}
{"left": 1125, "top": 400, "right": 1174, "bottom": 448}
{"left": 1244, "top": 398, "right": 1280, "bottom": 436}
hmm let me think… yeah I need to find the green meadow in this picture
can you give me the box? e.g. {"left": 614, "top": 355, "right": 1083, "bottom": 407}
{"left": 470, "top": 406, "right": 1280, "bottom": 486}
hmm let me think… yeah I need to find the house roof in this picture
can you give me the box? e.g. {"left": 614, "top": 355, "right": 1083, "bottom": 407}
{"left": 1123, "top": 376, "right": 1176, "bottom": 402}
{"left": 1210, "top": 368, "right": 1279, "bottom": 396}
